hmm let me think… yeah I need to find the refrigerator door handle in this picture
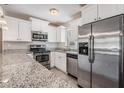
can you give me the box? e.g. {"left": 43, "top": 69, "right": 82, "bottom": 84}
{"left": 90, "top": 35, "right": 95, "bottom": 63}
{"left": 88, "top": 35, "right": 91, "bottom": 63}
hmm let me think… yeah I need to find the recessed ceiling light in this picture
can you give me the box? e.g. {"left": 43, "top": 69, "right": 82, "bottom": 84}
{"left": 49, "top": 8, "right": 59, "bottom": 16}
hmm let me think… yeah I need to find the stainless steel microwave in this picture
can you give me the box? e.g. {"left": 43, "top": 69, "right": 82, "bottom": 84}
{"left": 32, "top": 31, "right": 48, "bottom": 41}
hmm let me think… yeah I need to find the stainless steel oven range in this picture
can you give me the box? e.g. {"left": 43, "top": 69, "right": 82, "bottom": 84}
{"left": 30, "top": 44, "right": 50, "bottom": 69}
{"left": 33, "top": 52, "right": 50, "bottom": 69}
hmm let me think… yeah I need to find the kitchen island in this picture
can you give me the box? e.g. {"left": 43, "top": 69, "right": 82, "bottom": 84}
{"left": 0, "top": 52, "right": 77, "bottom": 88}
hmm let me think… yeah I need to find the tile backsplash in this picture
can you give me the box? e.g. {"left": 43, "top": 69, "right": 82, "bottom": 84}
{"left": 3, "top": 41, "right": 58, "bottom": 51}
{"left": 3, "top": 41, "right": 77, "bottom": 52}
{"left": 3, "top": 42, "right": 31, "bottom": 51}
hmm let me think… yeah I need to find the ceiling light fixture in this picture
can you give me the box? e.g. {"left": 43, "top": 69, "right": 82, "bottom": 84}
{"left": 50, "top": 8, "right": 59, "bottom": 16}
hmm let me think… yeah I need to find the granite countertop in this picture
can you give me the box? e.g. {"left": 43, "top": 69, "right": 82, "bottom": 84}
{"left": 49, "top": 48, "right": 78, "bottom": 54}
{"left": 0, "top": 52, "right": 76, "bottom": 88}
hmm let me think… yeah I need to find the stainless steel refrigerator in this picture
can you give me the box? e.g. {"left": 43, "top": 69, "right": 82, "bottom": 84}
{"left": 0, "top": 27, "right": 2, "bottom": 53}
{"left": 78, "top": 15, "right": 124, "bottom": 88}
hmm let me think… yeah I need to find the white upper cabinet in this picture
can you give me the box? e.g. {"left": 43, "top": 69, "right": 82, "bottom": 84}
{"left": 30, "top": 17, "right": 42, "bottom": 31}
{"left": 0, "top": 6, "right": 4, "bottom": 16}
{"left": 4, "top": 16, "right": 31, "bottom": 42}
{"left": 98, "top": 4, "right": 124, "bottom": 20}
{"left": 56, "top": 27, "right": 61, "bottom": 42}
{"left": 81, "top": 4, "right": 124, "bottom": 25}
{"left": 61, "top": 28, "right": 66, "bottom": 42}
{"left": 3, "top": 16, "right": 18, "bottom": 41}
{"left": 18, "top": 20, "right": 31, "bottom": 42}
{"left": 81, "top": 4, "right": 97, "bottom": 25}
{"left": 47, "top": 26, "right": 57, "bottom": 42}
{"left": 56, "top": 26, "right": 67, "bottom": 43}
{"left": 50, "top": 52, "right": 55, "bottom": 68}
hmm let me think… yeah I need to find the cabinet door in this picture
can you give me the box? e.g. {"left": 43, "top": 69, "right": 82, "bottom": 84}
{"left": 50, "top": 52, "right": 55, "bottom": 68}
{"left": 55, "top": 52, "right": 66, "bottom": 73}
{"left": 45, "top": 26, "right": 57, "bottom": 42}
{"left": 98, "top": 4, "right": 123, "bottom": 20}
{"left": 81, "top": 4, "right": 97, "bottom": 25}
{"left": 56, "top": 28, "right": 61, "bottom": 42}
{"left": 54, "top": 52, "right": 60, "bottom": 68}
{"left": 56, "top": 26, "right": 67, "bottom": 43}
{"left": 61, "top": 28, "right": 66, "bottom": 42}
{"left": 48, "top": 29, "right": 56, "bottom": 42}
{"left": 3, "top": 16, "right": 18, "bottom": 41}
{"left": 18, "top": 20, "right": 31, "bottom": 42}
{"left": 60, "top": 55, "right": 66, "bottom": 73}
{"left": 31, "top": 18, "right": 42, "bottom": 31}
{"left": 0, "top": 6, "right": 4, "bottom": 16}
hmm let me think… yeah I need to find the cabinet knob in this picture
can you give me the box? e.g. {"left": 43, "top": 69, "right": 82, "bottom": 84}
{"left": 98, "top": 17, "right": 101, "bottom": 20}
{"left": 94, "top": 18, "right": 97, "bottom": 21}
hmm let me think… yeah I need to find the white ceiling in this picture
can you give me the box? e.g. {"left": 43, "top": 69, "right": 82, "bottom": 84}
{"left": 2, "top": 4, "right": 82, "bottom": 23}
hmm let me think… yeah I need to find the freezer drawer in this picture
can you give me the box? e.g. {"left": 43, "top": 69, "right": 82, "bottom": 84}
{"left": 0, "top": 29, "right": 2, "bottom": 53}
{"left": 78, "top": 54, "right": 91, "bottom": 88}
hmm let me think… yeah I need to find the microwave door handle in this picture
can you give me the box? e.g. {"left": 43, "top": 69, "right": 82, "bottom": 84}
{"left": 90, "top": 35, "right": 95, "bottom": 63}
{"left": 88, "top": 35, "right": 91, "bottom": 63}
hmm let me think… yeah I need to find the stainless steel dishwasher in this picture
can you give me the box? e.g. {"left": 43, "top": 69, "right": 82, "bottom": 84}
{"left": 67, "top": 53, "right": 78, "bottom": 78}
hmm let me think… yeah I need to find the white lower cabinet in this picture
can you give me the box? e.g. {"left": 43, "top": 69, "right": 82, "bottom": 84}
{"left": 54, "top": 52, "right": 67, "bottom": 73}
{"left": 50, "top": 52, "right": 55, "bottom": 68}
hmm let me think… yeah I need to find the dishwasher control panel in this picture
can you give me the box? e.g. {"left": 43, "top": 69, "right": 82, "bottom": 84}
{"left": 67, "top": 53, "right": 78, "bottom": 59}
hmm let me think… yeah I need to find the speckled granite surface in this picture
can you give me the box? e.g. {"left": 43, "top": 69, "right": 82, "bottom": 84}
{"left": 0, "top": 52, "right": 77, "bottom": 88}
